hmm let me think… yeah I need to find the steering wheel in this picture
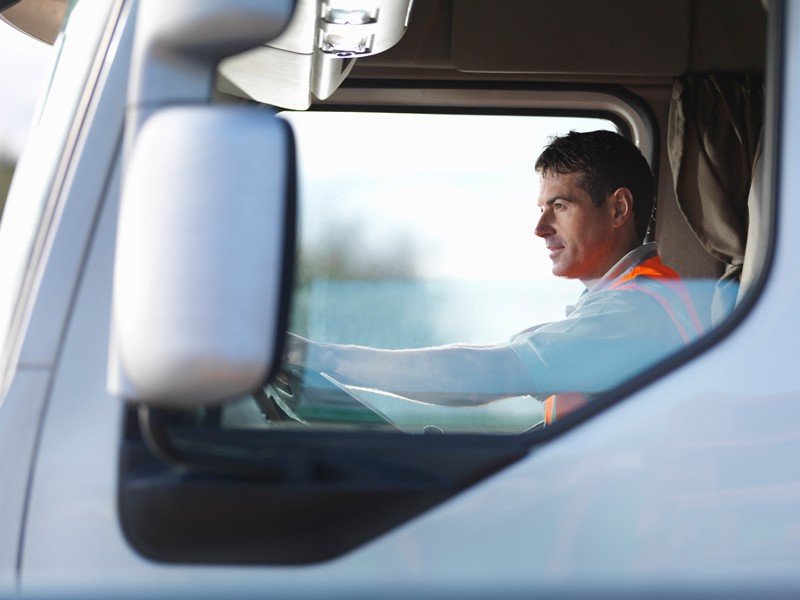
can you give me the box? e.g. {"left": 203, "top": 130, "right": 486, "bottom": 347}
{"left": 257, "top": 366, "right": 396, "bottom": 428}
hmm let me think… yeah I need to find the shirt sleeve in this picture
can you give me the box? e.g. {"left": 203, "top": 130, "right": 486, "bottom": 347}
{"left": 302, "top": 338, "right": 538, "bottom": 406}
{"left": 508, "top": 289, "right": 685, "bottom": 396}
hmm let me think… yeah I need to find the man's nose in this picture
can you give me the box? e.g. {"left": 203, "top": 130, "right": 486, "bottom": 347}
{"left": 534, "top": 211, "right": 554, "bottom": 238}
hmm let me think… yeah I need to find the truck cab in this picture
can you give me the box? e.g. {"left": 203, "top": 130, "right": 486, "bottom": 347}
{"left": 0, "top": 0, "right": 796, "bottom": 597}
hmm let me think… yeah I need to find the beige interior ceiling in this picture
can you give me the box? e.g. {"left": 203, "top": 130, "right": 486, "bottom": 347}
{"left": 349, "top": 0, "right": 767, "bottom": 82}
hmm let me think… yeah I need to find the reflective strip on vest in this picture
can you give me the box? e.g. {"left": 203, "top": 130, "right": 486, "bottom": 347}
{"left": 607, "top": 255, "right": 704, "bottom": 342}
{"left": 544, "top": 392, "right": 588, "bottom": 425}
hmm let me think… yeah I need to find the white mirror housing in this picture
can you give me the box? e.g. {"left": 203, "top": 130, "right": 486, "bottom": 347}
{"left": 110, "top": 106, "right": 294, "bottom": 407}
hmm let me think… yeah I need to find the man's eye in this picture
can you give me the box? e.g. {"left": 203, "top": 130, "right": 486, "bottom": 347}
{"left": 553, "top": 202, "right": 565, "bottom": 210}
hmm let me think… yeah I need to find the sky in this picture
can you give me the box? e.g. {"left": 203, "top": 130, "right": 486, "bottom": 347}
{"left": 280, "top": 112, "right": 616, "bottom": 342}
{"left": 283, "top": 110, "right": 614, "bottom": 282}
{"left": 0, "top": 20, "right": 53, "bottom": 159}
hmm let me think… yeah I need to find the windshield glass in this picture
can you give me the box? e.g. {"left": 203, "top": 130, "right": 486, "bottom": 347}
{"left": 216, "top": 110, "right": 634, "bottom": 434}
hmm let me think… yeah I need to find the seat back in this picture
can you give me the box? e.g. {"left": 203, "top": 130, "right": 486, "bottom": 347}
{"left": 738, "top": 133, "right": 766, "bottom": 305}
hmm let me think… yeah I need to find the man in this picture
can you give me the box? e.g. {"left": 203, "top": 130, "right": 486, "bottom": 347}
{"left": 285, "top": 130, "right": 703, "bottom": 423}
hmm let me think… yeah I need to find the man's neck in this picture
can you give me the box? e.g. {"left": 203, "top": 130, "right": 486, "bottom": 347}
{"left": 579, "top": 241, "right": 648, "bottom": 289}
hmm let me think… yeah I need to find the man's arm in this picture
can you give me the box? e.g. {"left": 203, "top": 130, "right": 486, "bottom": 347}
{"left": 285, "top": 334, "right": 536, "bottom": 407}
{"left": 509, "top": 288, "right": 687, "bottom": 396}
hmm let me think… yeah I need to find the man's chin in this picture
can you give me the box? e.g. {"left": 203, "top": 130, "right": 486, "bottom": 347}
{"left": 551, "top": 264, "right": 577, "bottom": 279}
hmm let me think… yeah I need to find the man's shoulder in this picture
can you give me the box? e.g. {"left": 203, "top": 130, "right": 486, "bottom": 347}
{"left": 573, "top": 284, "right": 664, "bottom": 316}
{"left": 575, "top": 276, "right": 702, "bottom": 344}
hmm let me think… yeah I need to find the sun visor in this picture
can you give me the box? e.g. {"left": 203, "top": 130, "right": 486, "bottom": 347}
{"left": 451, "top": 0, "right": 691, "bottom": 76}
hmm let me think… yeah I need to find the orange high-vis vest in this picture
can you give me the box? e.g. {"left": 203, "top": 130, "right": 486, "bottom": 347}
{"left": 543, "top": 255, "right": 704, "bottom": 425}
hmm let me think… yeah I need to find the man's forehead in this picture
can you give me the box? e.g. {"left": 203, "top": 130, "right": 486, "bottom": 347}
{"left": 537, "top": 170, "right": 588, "bottom": 202}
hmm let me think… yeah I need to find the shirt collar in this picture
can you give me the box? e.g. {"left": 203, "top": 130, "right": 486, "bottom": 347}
{"left": 587, "top": 242, "right": 659, "bottom": 294}
{"left": 565, "top": 242, "right": 659, "bottom": 316}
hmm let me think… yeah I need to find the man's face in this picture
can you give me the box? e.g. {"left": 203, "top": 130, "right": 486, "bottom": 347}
{"left": 534, "top": 171, "right": 618, "bottom": 285}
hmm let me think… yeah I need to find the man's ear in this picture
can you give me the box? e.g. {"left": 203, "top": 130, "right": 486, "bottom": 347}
{"left": 609, "top": 187, "right": 635, "bottom": 227}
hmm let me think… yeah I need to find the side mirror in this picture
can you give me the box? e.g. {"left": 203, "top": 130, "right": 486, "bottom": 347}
{"left": 110, "top": 106, "right": 294, "bottom": 407}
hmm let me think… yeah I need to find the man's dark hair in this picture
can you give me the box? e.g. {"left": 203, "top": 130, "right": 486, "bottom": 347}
{"left": 535, "top": 130, "right": 655, "bottom": 242}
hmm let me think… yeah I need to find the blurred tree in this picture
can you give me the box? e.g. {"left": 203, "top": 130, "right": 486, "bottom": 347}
{"left": 296, "top": 221, "right": 418, "bottom": 284}
{"left": 289, "top": 218, "right": 421, "bottom": 340}
{"left": 0, "top": 153, "right": 14, "bottom": 219}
